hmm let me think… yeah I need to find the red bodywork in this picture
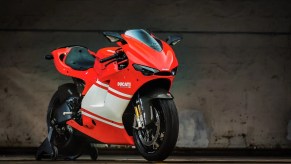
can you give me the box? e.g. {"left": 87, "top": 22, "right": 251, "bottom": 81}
{"left": 50, "top": 33, "right": 178, "bottom": 145}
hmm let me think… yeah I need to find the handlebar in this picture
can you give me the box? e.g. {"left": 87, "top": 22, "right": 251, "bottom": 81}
{"left": 99, "top": 53, "right": 119, "bottom": 63}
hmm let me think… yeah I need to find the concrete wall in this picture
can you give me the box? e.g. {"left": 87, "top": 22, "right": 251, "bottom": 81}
{"left": 0, "top": 0, "right": 291, "bottom": 148}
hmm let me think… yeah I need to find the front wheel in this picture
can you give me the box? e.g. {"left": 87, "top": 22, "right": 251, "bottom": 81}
{"left": 133, "top": 99, "right": 179, "bottom": 161}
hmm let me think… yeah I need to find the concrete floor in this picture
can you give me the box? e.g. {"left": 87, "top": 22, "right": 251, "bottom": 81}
{"left": 1, "top": 155, "right": 291, "bottom": 164}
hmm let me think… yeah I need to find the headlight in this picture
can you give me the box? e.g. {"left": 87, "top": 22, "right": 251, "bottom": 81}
{"left": 133, "top": 64, "right": 159, "bottom": 76}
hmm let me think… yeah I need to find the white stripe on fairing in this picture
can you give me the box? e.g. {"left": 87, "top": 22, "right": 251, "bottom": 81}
{"left": 107, "top": 50, "right": 115, "bottom": 53}
{"left": 82, "top": 84, "right": 130, "bottom": 123}
{"left": 96, "top": 80, "right": 132, "bottom": 98}
{"left": 82, "top": 111, "right": 124, "bottom": 129}
{"left": 96, "top": 80, "right": 109, "bottom": 88}
{"left": 108, "top": 87, "right": 132, "bottom": 98}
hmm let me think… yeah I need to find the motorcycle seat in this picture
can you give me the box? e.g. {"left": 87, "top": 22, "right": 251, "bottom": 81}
{"left": 65, "top": 46, "right": 95, "bottom": 71}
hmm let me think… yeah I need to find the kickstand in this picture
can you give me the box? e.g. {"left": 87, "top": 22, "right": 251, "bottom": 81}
{"left": 35, "top": 126, "right": 58, "bottom": 160}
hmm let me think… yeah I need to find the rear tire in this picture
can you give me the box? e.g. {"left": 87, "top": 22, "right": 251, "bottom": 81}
{"left": 47, "top": 83, "right": 85, "bottom": 160}
{"left": 133, "top": 99, "right": 179, "bottom": 161}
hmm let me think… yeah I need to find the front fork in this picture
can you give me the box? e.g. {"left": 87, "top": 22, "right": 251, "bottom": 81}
{"left": 134, "top": 104, "right": 145, "bottom": 129}
{"left": 133, "top": 98, "right": 155, "bottom": 130}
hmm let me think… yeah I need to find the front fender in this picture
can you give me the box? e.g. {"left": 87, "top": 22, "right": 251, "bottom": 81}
{"left": 146, "top": 91, "right": 174, "bottom": 99}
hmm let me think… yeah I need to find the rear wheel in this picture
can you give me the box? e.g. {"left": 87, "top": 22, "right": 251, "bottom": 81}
{"left": 47, "top": 83, "right": 85, "bottom": 160}
{"left": 133, "top": 99, "right": 179, "bottom": 161}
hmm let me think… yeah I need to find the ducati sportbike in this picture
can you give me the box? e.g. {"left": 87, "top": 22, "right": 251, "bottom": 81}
{"left": 36, "top": 29, "right": 182, "bottom": 161}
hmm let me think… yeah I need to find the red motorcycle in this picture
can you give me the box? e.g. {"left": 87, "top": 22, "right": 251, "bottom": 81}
{"left": 36, "top": 29, "right": 182, "bottom": 161}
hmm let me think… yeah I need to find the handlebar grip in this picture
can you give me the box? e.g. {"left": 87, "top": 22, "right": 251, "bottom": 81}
{"left": 99, "top": 53, "right": 118, "bottom": 63}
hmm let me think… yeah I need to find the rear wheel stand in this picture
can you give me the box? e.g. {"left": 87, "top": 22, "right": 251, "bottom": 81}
{"left": 36, "top": 126, "right": 58, "bottom": 160}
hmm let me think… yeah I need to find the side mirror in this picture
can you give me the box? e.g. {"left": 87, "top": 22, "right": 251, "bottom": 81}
{"left": 103, "top": 32, "right": 124, "bottom": 43}
{"left": 166, "top": 35, "right": 182, "bottom": 46}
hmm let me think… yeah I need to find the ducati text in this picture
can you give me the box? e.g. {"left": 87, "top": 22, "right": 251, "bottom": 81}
{"left": 117, "top": 82, "right": 131, "bottom": 88}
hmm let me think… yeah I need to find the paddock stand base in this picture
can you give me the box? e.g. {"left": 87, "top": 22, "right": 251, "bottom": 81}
{"left": 35, "top": 126, "right": 58, "bottom": 160}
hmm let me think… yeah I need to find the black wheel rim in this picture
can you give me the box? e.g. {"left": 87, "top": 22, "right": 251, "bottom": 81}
{"left": 136, "top": 102, "right": 166, "bottom": 153}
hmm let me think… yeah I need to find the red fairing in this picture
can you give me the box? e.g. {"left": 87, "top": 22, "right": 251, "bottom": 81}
{"left": 67, "top": 110, "right": 134, "bottom": 145}
{"left": 122, "top": 34, "right": 178, "bottom": 72}
{"left": 92, "top": 34, "right": 178, "bottom": 96}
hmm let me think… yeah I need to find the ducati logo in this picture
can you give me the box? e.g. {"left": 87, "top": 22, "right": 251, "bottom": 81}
{"left": 117, "top": 82, "right": 131, "bottom": 88}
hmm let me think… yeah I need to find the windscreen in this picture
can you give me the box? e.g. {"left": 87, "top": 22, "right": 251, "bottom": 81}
{"left": 125, "top": 29, "right": 162, "bottom": 52}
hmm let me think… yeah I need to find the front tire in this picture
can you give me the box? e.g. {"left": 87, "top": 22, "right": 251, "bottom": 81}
{"left": 133, "top": 99, "right": 179, "bottom": 161}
